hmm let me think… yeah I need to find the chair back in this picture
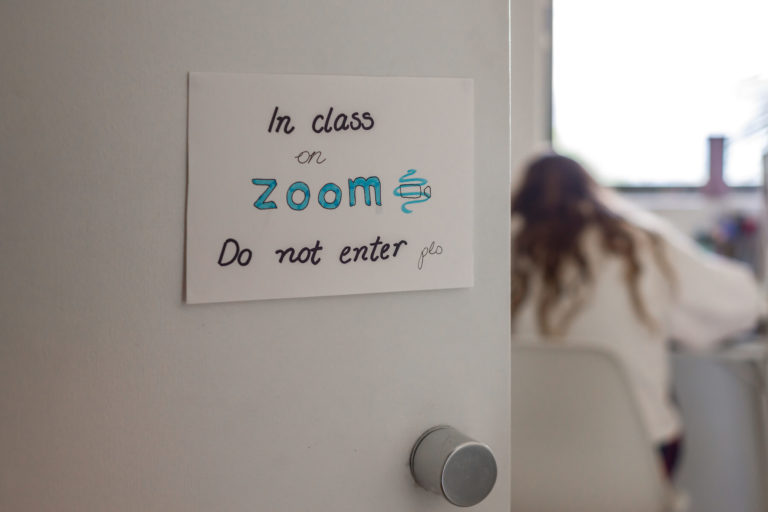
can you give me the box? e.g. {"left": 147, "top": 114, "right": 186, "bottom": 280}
{"left": 510, "top": 345, "right": 671, "bottom": 512}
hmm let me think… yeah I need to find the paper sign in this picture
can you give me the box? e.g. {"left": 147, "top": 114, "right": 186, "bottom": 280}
{"left": 186, "top": 72, "right": 473, "bottom": 303}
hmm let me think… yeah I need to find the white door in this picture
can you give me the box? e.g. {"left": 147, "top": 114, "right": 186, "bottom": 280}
{"left": 0, "top": 1, "right": 536, "bottom": 510}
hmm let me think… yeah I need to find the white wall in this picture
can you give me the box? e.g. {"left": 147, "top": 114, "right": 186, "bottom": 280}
{"left": 0, "top": 1, "right": 536, "bottom": 511}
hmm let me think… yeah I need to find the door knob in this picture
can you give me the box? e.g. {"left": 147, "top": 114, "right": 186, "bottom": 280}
{"left": 410, "top": 425, "right": 497, "bottom": 507}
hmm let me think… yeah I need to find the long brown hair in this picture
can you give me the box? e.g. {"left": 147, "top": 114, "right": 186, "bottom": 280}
{"left": 510, "top": 153, "right": 669, "bottom": 336}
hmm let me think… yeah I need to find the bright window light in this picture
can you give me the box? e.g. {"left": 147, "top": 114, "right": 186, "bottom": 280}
{"left": 552, "top": 0, "right": 768, "bottom": 187}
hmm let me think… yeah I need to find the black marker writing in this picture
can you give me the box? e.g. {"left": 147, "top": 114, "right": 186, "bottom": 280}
{"left": 274, "top": 240, "right": 323, "bottom": 265}
{"left": 339, "top": 236, "right": 407, "bottom": 264}
{"left": 218, "top": 238, "right": 253, "bottom": 267}
{"left": 312, "top": 107, "right": 374, "bottom": 133}
{"left": 267, "top": 106, "right": 295, "bottom": 134}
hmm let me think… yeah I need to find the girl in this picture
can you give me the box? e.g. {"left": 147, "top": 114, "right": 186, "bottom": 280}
{"left": 510, "top": 153, "right": 765, "bottom": 476}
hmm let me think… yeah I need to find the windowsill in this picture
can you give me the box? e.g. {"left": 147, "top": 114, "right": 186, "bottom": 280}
{"left": 614, "top": 186, "right": 760, "bottom": 193}
{"left": 616, "top": 187, "right": 764, "bottom": 237}
{"left": 616, "top": 187, "right": 763, "bottom": 213}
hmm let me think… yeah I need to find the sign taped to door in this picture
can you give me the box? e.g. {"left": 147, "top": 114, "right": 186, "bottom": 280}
{"left": 186, "top": 72, "right": 473, "bottom": 303}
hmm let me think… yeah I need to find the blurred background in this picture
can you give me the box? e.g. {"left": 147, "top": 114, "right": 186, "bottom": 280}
{"left": 538, "top": 2, "right": 768, "bottom": 510}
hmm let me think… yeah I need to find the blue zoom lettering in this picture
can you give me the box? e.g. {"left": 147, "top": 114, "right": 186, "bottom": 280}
{"left": 251, "top": 176, "right": 381, "bottom": 210}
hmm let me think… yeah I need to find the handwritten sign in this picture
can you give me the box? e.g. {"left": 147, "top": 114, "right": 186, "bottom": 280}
{"left": 186, "top": 72, "right": 473, "bottom": 303}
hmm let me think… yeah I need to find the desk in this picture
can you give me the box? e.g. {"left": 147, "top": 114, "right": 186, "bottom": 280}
{"left": 672, "top": 341, "right": 768, "bottom": 512}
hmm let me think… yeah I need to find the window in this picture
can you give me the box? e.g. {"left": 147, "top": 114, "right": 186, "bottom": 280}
{"left": 552, "top": 0, "right": 768, "bottom": 188}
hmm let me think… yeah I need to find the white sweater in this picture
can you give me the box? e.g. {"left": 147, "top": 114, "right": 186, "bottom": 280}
{"left": 512, "top": 193, "right": 766, "bottom": 443}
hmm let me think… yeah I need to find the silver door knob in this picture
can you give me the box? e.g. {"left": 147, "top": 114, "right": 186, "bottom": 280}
{"left": 410, "top": 425, "right": 497, "bottom": 507}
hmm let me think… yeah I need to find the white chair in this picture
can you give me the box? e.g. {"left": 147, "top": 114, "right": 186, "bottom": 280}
{"left": 510, "top": 345, "right": 685, "bottom": 512}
